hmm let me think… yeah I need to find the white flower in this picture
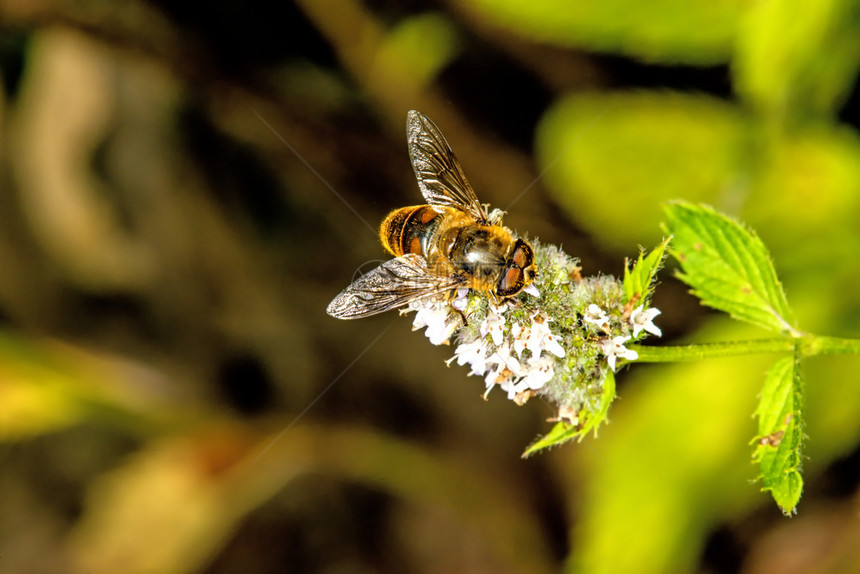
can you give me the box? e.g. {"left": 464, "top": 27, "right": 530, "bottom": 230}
{"left": 482, "top": 341, "right": 559, "bottom": 401}
{"left": 509, "top": 313, "right": 566, "bottom": 359}
{"left": 523, "top": 283, "right": 541, "bottom": 297}
{"left": 601, "top": 336, "right": 638, "bottom": 372}
{"left": 518, "top": 356, "right": 555, "bottom": 392}
{"left": 483, "top": 344, "right": 521, "bottom": 397}
{"left": 584, "top": 304, "right": 609, "bottom": 330}
{"left": 466, "top": 310, "right": 567, "bottom": 402}
{"left": 451, "top": 339, "right": 491, "bottom": 376}
{"left": 480, "top": 305, "right": 507, "bottom": 346}
{"left": 451, "top": 287, "right": 470, "bottom": 311}
{"left": 512, "top": 315, "right": 566, "bottom": 360}
{"left": 411, "top": 302, "right": 458, "bottom": 345}
{"left": 630, "top": 305, "right": 662, "bottom": 338}
{"left": 497, "top": 356, "right": 555, "bottom": 402}
{"left": 528, "top": 319, "right": 566, "bottom": 359}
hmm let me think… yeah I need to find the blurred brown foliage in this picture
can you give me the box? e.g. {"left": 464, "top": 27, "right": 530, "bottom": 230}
{"left": 1, "top": 1, "right": 860, "bottom": 574}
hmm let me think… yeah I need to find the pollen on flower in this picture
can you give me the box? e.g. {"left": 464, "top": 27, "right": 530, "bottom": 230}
{"left": 519, "top": 355, "right": 555, "bottom": 389}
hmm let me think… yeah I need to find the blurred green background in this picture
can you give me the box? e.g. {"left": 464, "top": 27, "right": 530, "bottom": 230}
{"left": 2, "top": 1, "right": 860, "bottom": 573}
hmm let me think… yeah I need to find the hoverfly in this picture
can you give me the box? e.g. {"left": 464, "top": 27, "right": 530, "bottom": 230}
{"left": 326, "top": 110, "right": 536, "bottom": 319}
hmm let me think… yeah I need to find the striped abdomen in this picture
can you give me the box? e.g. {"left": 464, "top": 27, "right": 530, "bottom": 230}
{"left": 380, "top": 205, "right": 454, "bottom": 259}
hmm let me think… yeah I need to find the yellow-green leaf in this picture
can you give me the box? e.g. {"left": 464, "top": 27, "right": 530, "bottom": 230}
{"left": 536, "top": 93, "right": 742, "bottom": 251}
{"left": 663, "top": 202, "right": 796, "bottom": 334}
{"left": 460, "top": 0, "right": 745, "bottom": 63}
{"left": 522, "top": 421, "right": 581, "bottom": 457}
{"left": 523, "top": 370, "right": 616, "bottom": 456}
{"left": 373, "top": 12, "right": 460, "bottom": 88}
{"left": 735, "top": 0, "right": 860, "bottom": 121}
{"left": 752, "top": 355, "right": 804, "bottom": 514}
{"left": 623, "top": 237, "right": 671, "bottom": 304}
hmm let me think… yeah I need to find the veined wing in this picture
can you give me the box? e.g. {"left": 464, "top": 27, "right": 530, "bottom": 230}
{"left": 326, "top": 254, "right": 463, "bottom": 319}
{"left": 406, "top": 110, "right": 490, "bottom": 224}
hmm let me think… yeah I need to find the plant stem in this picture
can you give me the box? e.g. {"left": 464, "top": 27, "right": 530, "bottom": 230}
{"left": 800, "top": 335, "right": 860, "bottom": 356}
{"left": 631, "top": 338, "right": 795, "bottom": 362}
{"left": 633, "top": 334, "right": 860, "bottom": 363}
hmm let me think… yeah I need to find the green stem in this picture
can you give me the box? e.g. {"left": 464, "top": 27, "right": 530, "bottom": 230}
{"left": 632, "top": 334, "right": 860, "bottom": 363}
{"left": 799, "top": 335, "right": 860, "bottom": 356}
{"left": 631, "top": 338, "right": 795, "bottom": 362}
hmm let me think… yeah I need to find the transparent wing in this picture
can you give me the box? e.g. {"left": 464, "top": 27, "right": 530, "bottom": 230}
{"left": 406, "top": 110, "right": 490, "bottom": 224}
{"left": 327, "top": 254, "right": 463, "bottom": 319}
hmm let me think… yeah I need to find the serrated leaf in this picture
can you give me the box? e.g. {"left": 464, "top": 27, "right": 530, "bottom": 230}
{"left": 523, "top": 370, "right": 616, "bottom": 457}
{"left": 623, "top": 237, "right": 671, "bottom": 304}
{"left": 571, "top": 324, "right": 777, "bottom": 574}
{"left": 752, "top": 355, "right": 804, "bottom": 514}
{"left": 522, "top": 422, "right": 581, "bottom": 457}
{"left": 578, "top": 368, "right": 616, "bottom": 438}
{"left": 663, "top": 202, "right": 796, "bottom": 334}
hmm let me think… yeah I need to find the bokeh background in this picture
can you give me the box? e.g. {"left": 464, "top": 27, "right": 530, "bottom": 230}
{"left": 2, "top": 1, "right": 860, "bottom": 573}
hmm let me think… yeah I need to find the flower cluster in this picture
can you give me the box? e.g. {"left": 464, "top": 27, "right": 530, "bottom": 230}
{"left": 450, "top": 305, "right": 566, "bottom": 404}
{"left": 401, "top": 240, "right": 664, "bottom": 438}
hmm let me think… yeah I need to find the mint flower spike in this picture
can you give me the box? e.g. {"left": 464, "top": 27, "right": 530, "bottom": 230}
{"left": 401, "top": 238, "right": 667, "bottom": 446}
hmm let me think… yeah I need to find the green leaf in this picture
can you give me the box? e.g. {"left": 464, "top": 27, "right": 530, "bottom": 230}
{"left": 623, "top": 237, "right": 671, "bottom": 305}
{"left": 741, "top": 125, "right": 860, "bottom": 267}
{"left": 536, "top": 93, "right": 742, "bottom": 251}
{"left": 752, "top": 355, "right": 804, "bottom": 514}
{"left": 522, "top": 370, "right": 616, "bottom": 457}
{"left": 578, "top": 368, "right": 616, "bottom": 438}
{"left": 735, "top": 0, "right": 860, "bottom": 121}
{"left": 459, "top": 0, "right": 744, "bottom": 64}
{"left": 663, "top": 202, "right": 796, "bottom": 334}
{"left": 374, "top": 12, "right": 461, "bottom": 88}
{"left": 522, "top": 421, "right": 581, "bottom": 457}
{"left": 571, "top": 321, "right": 776, "bottom": 574}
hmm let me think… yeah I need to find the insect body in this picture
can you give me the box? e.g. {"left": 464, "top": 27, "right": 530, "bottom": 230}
{"left": 379, "top": 204, "right": 534, "bottom": 296}
{"left": 326, "top": 110, "right": 536, "bottom": 320}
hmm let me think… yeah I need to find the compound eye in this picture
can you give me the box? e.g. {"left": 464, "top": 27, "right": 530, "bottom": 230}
{"left": 510, "top": 240, "right": 534, "bottom": 269}
{"left": 496, "top": 267, "right": 524, "bottom": 297}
